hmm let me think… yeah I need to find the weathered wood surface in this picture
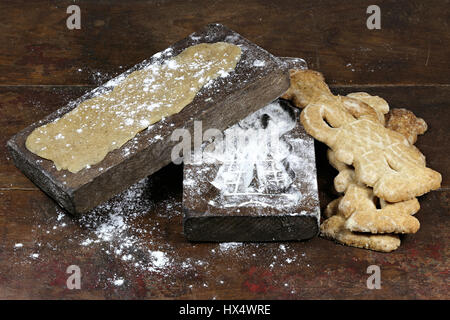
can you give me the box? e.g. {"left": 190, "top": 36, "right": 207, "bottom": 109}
{"left": 7, "top": 24, "right": 289, "bottom": 215}
{"left": 0, "top": 0, "right": 448, "bottom": 299}
{"left": 1, "top": 0, "right": 449, "bottom": 86}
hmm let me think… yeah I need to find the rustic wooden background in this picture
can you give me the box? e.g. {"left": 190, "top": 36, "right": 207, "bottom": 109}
{"left": 0, "top": 0, "right": 448, "bottom": 299}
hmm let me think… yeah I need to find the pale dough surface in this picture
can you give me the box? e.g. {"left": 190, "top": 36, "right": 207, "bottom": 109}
{"left": 26, "top": 42, "right": 242, "bottom": 173}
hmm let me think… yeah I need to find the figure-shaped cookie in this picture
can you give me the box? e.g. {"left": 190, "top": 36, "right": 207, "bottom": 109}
{"left": 283, "top": 70, "right": 439, "bottom": 202}
{"left": 282, "top": 69, "right": 332, "bottom": 108}
{"left": 282, "top": 70, "right": 383, "bottom": 124}
{"left": 346, "top": 92, "right": 389, "bottom": 125}
{"left": 300, "top": 96, "right": 441, "bottom": 202}
{"left": 386, "top": 108, "right": 428, "bottom": 144}
{"left": 320, "top": 200, "right": 401, "bottom": 252}
{"left": 327, "top": 149, "right": 421, "bottom": 234}
{"left": 321, "top": 107, "right": 428, "bottom": 249}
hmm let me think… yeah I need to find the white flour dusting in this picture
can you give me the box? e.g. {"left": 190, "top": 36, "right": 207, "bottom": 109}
{"left": 207, "top": 102, "right": 296, "bottom": 196}
{"left": 113, "top": 278, "right": 124, "bottom": 286}
{"left": 190, "top": 100, "right": 319, "bottom": 212}
{"left": 72, "top": 178, "right": 175, "bottom": 275}
{"left": 219, "top": 242, "right": 242, "bottom": 251}
{"left": 252, "top": 59, "right": 265, "bottom": 67}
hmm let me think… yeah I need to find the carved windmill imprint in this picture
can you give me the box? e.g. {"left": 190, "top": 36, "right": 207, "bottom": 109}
{"left": 209, "top": 101, "right": 300, "bottom": 207}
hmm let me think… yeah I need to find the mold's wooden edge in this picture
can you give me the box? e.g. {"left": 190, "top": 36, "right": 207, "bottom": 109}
{"left": 183, "top": 213, "right": 319, "bottom": 242}
{"left": 180, "top": 92, "right": 322, "bottom": 242}
{"left": 6, "top": 138, "right": 76, "bottom": 214}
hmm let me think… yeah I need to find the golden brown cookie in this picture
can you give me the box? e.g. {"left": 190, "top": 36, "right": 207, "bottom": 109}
{"left": 346, "top": 92, "right": 389, "bottom": 125}
{"left": 288, "top": 68, "right": 440, "bottom": 250}
{"left": 282, "top": 70, "right": 382, "bottom": 125}
{"left": 385, "top": 108, "right": 428, "bottom": 144}
{"left": 327, "top": 149, "right": 421, "bottom": 234}
{"left": 281, "top": 69, "right": 333, "bottom": 108}
{"left": 341, "top": 184, "right": 420, "bottom": 234}
{"left": 327, "top": 146, "right": 356, "bottom": 193}
{"left": 340, "top": 96, "right": 381, "bottom": 124}
{"left": 300, "top": 96, "right": 441, "bottom": 202}
{"left": 320, "top": 204, "right": 401, "bottom": 253}
{"left": 324, "top": 197, "right": 342, "bottom": 219}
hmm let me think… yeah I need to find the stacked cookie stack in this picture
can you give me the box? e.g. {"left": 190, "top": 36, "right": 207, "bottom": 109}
{"left": 283, "top": 70, "right": 442, "bottom": 252}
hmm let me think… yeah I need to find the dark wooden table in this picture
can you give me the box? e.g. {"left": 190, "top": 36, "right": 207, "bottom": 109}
{"left": 0, "top": 0, "right": 448, "bottom": 299}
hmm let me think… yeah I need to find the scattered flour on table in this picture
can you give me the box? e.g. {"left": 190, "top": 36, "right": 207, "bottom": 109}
{"left": 219, "top": 242, "right": 242, "bottom": 251}
{"left": 73, "top": 178, "right": 171, "bottom": 276}
{"left": 113, "top": 278, "right": 124, "bottom": 286}
{"left": 252, "top": 59, "right": 265, "bottom": 67}
{"left": 19, "top": 172, "right": 310, "bottom": 289}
